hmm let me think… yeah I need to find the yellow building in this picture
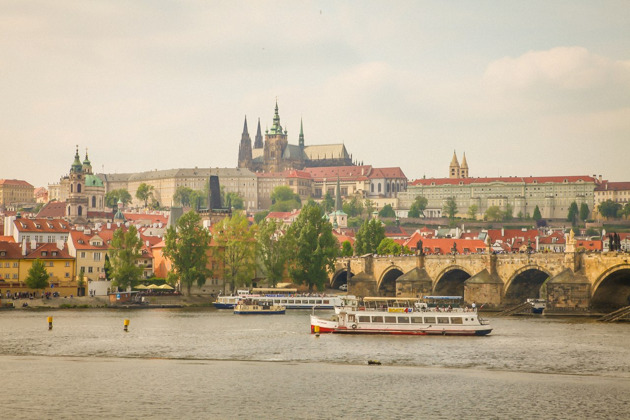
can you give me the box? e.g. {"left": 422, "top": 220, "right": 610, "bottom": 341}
{"left": 0, "top": 179, "right": 35, "bottom": 208}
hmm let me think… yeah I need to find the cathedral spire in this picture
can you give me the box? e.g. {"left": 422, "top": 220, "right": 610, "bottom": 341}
{"left": 449, "top": 150, "right": 460, "bottom": 179}
{"left": 299, "top": 118, "right": 305, "bottom": 149}
{"left": 71, "top": 145, "right": 83, "bottom": 173}
{"left": 270, "top": 99, "right": 283, "bottom": 135}
{"left": 460, "top": 152, "right": 469, "bottom": 178}
{"left": 238, "top": 115, "right": 253, "bottom": 169}
{"left": 254, "top": 118, "right": 263, "bottom": 148}
{"left": 335, "top": 175, "right": 342, "bottom": 211}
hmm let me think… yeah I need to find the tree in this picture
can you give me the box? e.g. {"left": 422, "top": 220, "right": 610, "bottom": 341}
{"left": 378, "top": 204, "right": 396, "bottom": 218}
{"left": 173, "top": 186, "right": 194, "bottom": 207}
{"left": 579, "top": 203, "right": 590, "bottom": 222}
{"left": 285, "top": 204, "right": 337, "bottom": 291}
{"left": 341, "top": 240, "right": 353, "bottom": 257}
{"left": 376, "top": 238, "right": 409, "bottom": 256}
{"left": 598, "top": 200, "right": 621, "bottom": 219}
{"left": 105, "top": 189, "right": 132, "bottom": 212}
{"left": 214, "top": 211, "right": 257, "bottom": 293}
{"left": 25, "top": 259, "right": 49, "bottom": 291}
{"left": 503, "top": 203, "right": 514, "bottom": 221}
{"left": 485, "top": 206, "right": 503, "bottom": 222}
{"left": 254, "top": 211, "right": 269, "bottom": 224}
{"left": 364, "top": 199, "right": 375, "bottom": 217}
{"left": 103, "top": 253, "right": 112, "bottom": 280}
{"left": 408, "top": 196, "right": 428, "bottom": 218}
{"left": 342, "top": 196, "right": 364, "bottom": 218}
{"left": 189, "top": 190, "right": 207, "bottom": 211}
{"left": 163, "top": 211, "right": 212, "bottom": 295}
{"left": 256, "top": 218, "right": 289, "bottom": 287}
{"left": 135, "top": 183, "right": 154, "bottom": 208}
{"left": 567, "top": 202, "right": 579, "bottom": 226}
{"left": 532, "top": 205, "right": 542, "bottom": 221}
{"left": 354, "top": 218, "right": 385, "bottom": 255}
{"left": 467, "top": 204, "right": 478, "bottom": 221}
{"left": 270, "top": 186, "right": 301, "bottom": 212}
{"left": 622, "top": 203, "right": 630, "bottom": 220}
{"left": 443, "top": 197, "right": 458, "bottom": 220}
{"left": 321, "top": 193, "right": 334, "bottom": 213}
{"left": 225, "top": 192, "right": 244, "bottom": 210}
{"left": 108, "top": 225, "right": 144, "bottom": 291}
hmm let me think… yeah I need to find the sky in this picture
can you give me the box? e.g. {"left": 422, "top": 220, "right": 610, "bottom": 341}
{"left": 2, "top": 1, "right": 629, "bottom": 188}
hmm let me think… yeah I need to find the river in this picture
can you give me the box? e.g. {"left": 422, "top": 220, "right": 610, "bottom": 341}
{"left": 1, "top": 309, "right": 628, "bottom": 419}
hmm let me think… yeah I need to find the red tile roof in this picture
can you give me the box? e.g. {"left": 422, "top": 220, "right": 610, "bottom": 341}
{"left": 0, "top": 241, "right": 22, "bottom": 258}
{"left": 408, "top": 238, "right": 486, "bottom": 255}
{"left": 24, "top": 243, "right": 72, "bottom": 259}
{"left": 36, "top": 201, "right": 67, "bottom": 218}
{"left": 12, "top": 218, "right": 70, "bottom": 233}
{"left": 123, "top": 212, "right": 168, "bottom": 225}
{"left": 575, "top": 240, "right": 603, "bottom": 251}
{"left": 595, "top": 181, "right": 630, "bottom": 192}
{"left": 0, "top": 179, "right": 33, "bottom": 187}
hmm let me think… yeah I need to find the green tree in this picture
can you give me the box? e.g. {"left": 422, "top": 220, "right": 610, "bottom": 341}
{"left": 189, "top": 190, "right": 207, "bottom": 211}
{"left": 442, "top": 197, "right": 458, "bottom": 220}
{"left": 598, "top": 200, "right": 621, "bottom": 219}
{"left": 579, "top": 203, "right": 590, "bottom": 222}
{"left": 163, "top": 211, "right": 212, "bottom": 295}
{"left": 225, "top": 192, "right": 244, "bottom": 210}
{"left": 364, "top": 199, "right": 375, "bottom": 217}
{"left": 173, "top": 186, "right": 194, "bottom": 207}
{"left": 467, "top": 204, "right": 478, "bottom": 221}
{"left": 270, "top": 186, "right": 301, "bottom": 212}
{"left": 622, "top": 203, "right": 630, "bottom": 219}
{"left": 341, "top": 240, "right": 353, "bottom": 257}
{"left": 376, "top": 238, "right": 409, "bottom": 256}
{"left": 215, "top": 211, "right": 257, "bottom": 293}
{"left": 503, "top": 203, "right": 514, "bottom": 221}
{"left": 254, "top": 211, "right": 269, "bottom": 224}
{"left": 25, "top": 259, "right": 49, "bottom": 291}
{"left": 532, "top": 205, "right": 542, "bottom": 221}
{"left": 567, "top": 202, "right": 579, "bottom": 226}
{"left": 321, "top": 192, "right": 335, "bottom": 213}
{"left": 256, "top": 218, "right": 289, "bottom": 287}
{"left": 378, "top": 204, "right": 396, "bottom": 218}
{"left": 109, "top": 225, "right": 144, "bottom": 291}
{"left": 135, "top": 183, "right": 154, "bottom": 208}
{"left": 354, "top": 218, "right": 385, "bottom": 255}
{"left": 105, "top": 189, "right": 132, "bottom": 212}
{"left": 408, "top": 196, "right": 428, "bottom": 218}
{"left": 342, "top": 196, "right": 364, "bottom": 218}
{"left": 285, "top": 204, "right": 337, "bottom": 291}
{"left": 485, "top": 206, "right": 503, "bottom": 222}
{"left": 103, "top": 253, "right": 112, "bottom": 280}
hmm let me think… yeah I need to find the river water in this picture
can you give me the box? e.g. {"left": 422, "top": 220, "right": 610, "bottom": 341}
{"left": 1, "top": 309, "right": 629, "bottom": 419}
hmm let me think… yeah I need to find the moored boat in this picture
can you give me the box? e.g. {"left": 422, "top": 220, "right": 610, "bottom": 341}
{"left": 234, "top": 298, "right": 285, "bottom": 315}
{"left": 214, "top": 288, "right": 348, "bottom": 310}
{"left": 310, "top": 296, "right": 492, "bottom": 336}
{"left": 527, "top": 298, "right": 546, "bottom": 314}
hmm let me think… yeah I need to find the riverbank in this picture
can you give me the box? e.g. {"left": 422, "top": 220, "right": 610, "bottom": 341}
{"left": 1, "top": 294, "right": 212, "bottom": 309}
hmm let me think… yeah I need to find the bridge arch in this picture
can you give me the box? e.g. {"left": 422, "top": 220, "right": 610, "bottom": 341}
{"left": 591, "top": 264, "right": 630, "bottom": 311}
{"left": 377, "top": 266, "right": 404, "bottom": 297}
{"left": 503, "top": 265, "right": 552, "bottom": 305}
{"left": 331, "top": 269, "right": 354, "bottom": 290}
{"left": 433, "top": 265, "right": 472, "bottom": 297}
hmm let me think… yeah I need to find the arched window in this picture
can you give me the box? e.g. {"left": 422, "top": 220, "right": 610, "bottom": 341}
{"left": 77, "top": 183, "right": 82, "bottom": 193}
{"left": 371, "top": 184, "right": 374, "bottom": 193}
{"left": 378, "top": 183, "right": 381, "bottom": 193}
{"left": 92, "top": 196, "right": 96, "bottom": 207}
{"left": 78, "top": 206, "right": 83, "bottom": 216}
{"left": 70, "top": 184, "right": 73, "bottom": 193}
{"left": 67, "top": 206, "right": 71, "bottom": 216}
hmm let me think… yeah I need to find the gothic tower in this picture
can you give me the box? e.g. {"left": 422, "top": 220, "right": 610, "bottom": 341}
{"left": 254, "top": 118, "right": 263, "bottom": 149}
{"left": 460, "top": 152, "right": 469, "bottom": 178}
{"left": 237, "top": 116, "right": 253, "bottom": 169}
{"left": 449, "top": 150, "right": 461, "bottom": 179}
{"left": 299, "top": 118, "right": 305, "bottom": 149}
{"left": 263, "top": 100, "right": 288, "bottom": 172}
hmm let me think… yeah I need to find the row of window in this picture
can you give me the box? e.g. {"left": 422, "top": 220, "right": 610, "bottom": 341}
{"left": 0, "top": 272, "right": 70, "bottom": 279}
{"left": 356, "top": 315, "right": 468, "bottom": 325}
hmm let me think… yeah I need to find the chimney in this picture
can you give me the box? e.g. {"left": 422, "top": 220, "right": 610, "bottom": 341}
{"left": 31, "top": 239, "right": 37, "bottom": 250}
{"left": 57, "top": 240, "right": 64, "bottom": 250}
{"left": 501, "top": 228, "right": 505, "bottom": 237}
{"left": 107, "top": 222, "right": 111, "bottom": 229}
{"left": 22, "top": 237, "right": 27, "bottom": 256}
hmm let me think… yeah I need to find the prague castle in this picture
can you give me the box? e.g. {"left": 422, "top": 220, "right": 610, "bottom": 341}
{"left": 238, "top": 101, "right": 354, "bottom": 172}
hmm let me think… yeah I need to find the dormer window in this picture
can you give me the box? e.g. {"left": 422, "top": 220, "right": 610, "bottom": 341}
{"left": 42, "top": 251, "right": 47, "bottom": 256}
{"left": 52, "top": 251, "right": 58, "bottom": 256}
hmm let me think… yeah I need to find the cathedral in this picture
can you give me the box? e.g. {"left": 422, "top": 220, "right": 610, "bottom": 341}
{"left": 449, "top": 151, "right": 469, "bottom": 179}
{"left": 238, "top": 101, "right": 354, "bottom": 172}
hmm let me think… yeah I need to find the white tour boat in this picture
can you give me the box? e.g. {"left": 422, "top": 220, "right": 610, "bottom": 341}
{"left": 214, "top": 288, "right": 348, "bottom": 310}
{"left": 310, "top": 296, "right": 492, "bottom": 336}
{"left": 234, "top": 298, "right": 285, "bottom": 315}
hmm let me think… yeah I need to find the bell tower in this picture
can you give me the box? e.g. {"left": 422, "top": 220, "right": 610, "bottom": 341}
{"left": 66, "top": 146, "right": 89, "bottom": 223}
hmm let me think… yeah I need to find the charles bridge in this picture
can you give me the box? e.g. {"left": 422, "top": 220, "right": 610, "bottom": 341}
{"left": 329, "top": 244, "right": 630, "bottom": 311}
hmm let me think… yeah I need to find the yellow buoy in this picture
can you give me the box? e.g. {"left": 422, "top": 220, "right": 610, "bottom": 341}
{"left": 124, "top": 319, "right": 130, "bottom": 332}
{"left": 47, "top": 316, "right": 53, "bottom": 330}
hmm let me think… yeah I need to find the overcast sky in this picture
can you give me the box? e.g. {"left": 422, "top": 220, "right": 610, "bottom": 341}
{"left": 2, "top": 1, "right": 629, "bottom": 188}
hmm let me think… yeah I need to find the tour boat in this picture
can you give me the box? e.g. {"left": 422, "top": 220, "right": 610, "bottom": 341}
{"left": 234, "top": 298, "right": 285, "bottom": 315}
{"left": 527, "top": 298, "right": 546, "bottom": 314}
{"left": 310, "top": 296, "right": 492, "bottom": 336}
{"left": 214, "top": 288, "right": 348, "bottom": 310}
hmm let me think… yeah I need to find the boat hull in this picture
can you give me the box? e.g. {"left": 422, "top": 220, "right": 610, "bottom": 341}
{"left": 235, "top": 309, "right": 285, "bottom": 315}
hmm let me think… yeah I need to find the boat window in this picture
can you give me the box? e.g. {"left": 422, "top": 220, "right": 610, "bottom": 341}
{"left": 450, "top": 317, "right": 463, "bottom": 324}
{"left": 281, "top": 300, "right": 287, "bottom": 304}
{"left": 424, "top": 317, "right": 436, "bottom": 324}
{"left": 371, "top": 316, "right": 384, "bottom": 323}
{"left": 385, "top": 316, "right": 397, "bottom": 323}
{"left": 316, "top": 300, "right": 322, "bottom": 304}
{"left": 323, "top": 300, "right": 329, "bottom": 304}
{"left": 397, "top": 316, "right": 410, "bottom": 323}
{"left": 358, "top": 316, "right": 371, "bottom": 323}
{"left": 410, "top": 317, "right": 424, "bottom": 324}
{"left": 437, "top": 317, "right": 450, "bottom": 324}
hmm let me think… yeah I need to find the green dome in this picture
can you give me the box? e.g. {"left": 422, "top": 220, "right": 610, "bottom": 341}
{"left": 85, "top": 174, "right": 104, "bottom": 187}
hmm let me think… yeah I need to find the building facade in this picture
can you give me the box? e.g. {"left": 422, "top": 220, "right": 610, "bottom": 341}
{"left": 0, "top": 179, "right": 34, "bottom": 208}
